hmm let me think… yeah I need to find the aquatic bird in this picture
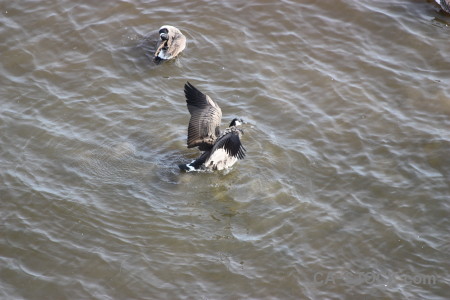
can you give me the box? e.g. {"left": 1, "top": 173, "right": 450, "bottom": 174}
{"left": 154, "top": 25, "right": 186, "bottom": 63}
{"left": 179, "top": 82, "right": 246, "bottom": 172}
{"left": 435, "top": 0, "right": 450, "bottom": 13}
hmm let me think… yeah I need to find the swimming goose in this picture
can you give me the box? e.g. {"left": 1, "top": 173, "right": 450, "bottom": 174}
{"left": 179, "top": 82, "right": 246, "bottom": 171}
{"left": 435, "top": 0, "right": 450, "bottom": 13}
{"left": 154, "top": 25, "right": 186, "bottom": 63}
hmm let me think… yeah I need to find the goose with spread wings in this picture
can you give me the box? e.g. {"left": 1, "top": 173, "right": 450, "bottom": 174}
{"left": 179, "top": 82, "right": 246, "bottom": 171}
{"left": 153, "top": 25, "right": 186, "bottom": 63}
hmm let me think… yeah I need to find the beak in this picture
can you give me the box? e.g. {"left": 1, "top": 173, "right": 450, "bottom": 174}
{"left": 160, "top": 33, "right": 169, "bottom": 41}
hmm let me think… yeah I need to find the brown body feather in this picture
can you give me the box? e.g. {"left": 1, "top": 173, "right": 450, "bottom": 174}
{"left": 154, "top": 25, "right": 186, "bottom": 61}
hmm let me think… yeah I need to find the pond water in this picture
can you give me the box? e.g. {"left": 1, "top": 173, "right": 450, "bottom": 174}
{"left": 1, "top": 0, "right": 449, "bottom": 299}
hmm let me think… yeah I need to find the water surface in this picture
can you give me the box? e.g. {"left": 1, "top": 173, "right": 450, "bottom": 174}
{"left": 1, "top": 0, "right": 449, "bottom": 299}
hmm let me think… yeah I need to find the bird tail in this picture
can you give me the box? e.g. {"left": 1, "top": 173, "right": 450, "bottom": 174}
{"left": 178, "top": 163, "right": 192, "bottom": 171}
{"left": 178, "top": 153, "right": 208, "bottom": 172}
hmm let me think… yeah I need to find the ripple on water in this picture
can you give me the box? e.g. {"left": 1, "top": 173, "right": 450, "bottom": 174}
{"left": 1, "top": 0, "right": 450, "bottom": 299}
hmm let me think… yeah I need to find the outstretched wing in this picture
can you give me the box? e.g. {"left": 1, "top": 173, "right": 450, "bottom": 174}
{"left": 210, "top": 129, "right": 246, "bottom": 160}
{"left": 184, "top": 82, "right": 222, "bottom": 151}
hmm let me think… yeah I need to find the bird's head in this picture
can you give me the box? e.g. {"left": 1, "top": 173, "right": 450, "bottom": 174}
{"left": 229, "top": 118, "right": 245, "bottom": 127}
{"left": 159, "top": 27, "right": 169, "bottom": 41}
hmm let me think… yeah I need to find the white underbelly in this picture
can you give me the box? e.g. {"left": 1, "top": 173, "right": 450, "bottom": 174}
{"left": 205, "top": 149, "right": 238, "bottom": 171}
{"left": 157, "top": 49, "right": 170, "bottom": 60}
